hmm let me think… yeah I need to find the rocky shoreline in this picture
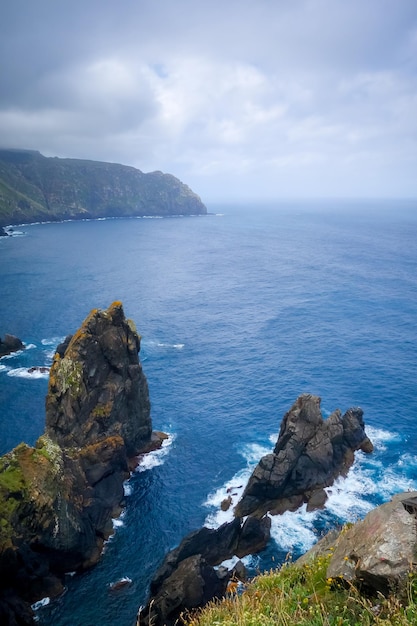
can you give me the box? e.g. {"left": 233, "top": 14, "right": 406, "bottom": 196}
{"left": 4, "top": 304, "right": 410, "bottom": 626}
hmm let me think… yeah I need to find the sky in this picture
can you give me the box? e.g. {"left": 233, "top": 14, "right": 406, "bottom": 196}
{"left": 1, "top": 0, "right": 416, "bottom": 202}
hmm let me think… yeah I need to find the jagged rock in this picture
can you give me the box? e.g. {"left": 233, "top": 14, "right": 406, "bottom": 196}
{"left": 46, "top": 301, "right": 152, "bottom": 455}
{"left": 142, "top": 516, "right": 271, "bottom": 625}
{"left": 0, "top": 302, "right": 162, "bottom": 625}
{"left": 150, "top": 518, "right": 242, "bottom": 595}
{"left": 235, "top": 515, "right": 271, "bottom": 558}
{"left": 0, "top": 334, "right": 24, "bottom": 357}
{"left": 139, "top": 555, "right": 229, "bottom": 626}
{"left": 235, "top": 394, "right": 373, "bottom": 518}
{"left": 326, "top": 492, "right": 417, "bottom": 595}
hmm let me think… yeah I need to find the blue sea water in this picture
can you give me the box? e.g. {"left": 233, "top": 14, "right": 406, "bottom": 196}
{"left": 1, "top": 200, "right": 417, "bottom": 625}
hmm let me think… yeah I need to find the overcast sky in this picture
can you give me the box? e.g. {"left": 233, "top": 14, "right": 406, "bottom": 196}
{"left": 1, "top": 0, "right": 416, "bottom": 201}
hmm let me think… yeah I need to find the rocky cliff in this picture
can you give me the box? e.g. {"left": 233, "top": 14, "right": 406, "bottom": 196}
{"left": 0, "top": 149, "right": 207, "bottom": 227}
{"left": 235, "top": 393, "right": 373, "bottom": 517}
{"left": 0, "top": 302, "right": 163, "bottom": 625}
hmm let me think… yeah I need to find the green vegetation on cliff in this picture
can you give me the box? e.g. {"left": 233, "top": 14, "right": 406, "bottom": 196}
{"left": 190, "top": 555, "right": 417, "bottom": 626}
{"left": 0, "top": 149, "right": 206, "bottom": 226}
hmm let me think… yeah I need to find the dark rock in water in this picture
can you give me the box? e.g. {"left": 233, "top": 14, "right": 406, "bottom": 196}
{"left": 0, "top": 334, "right": 25, "bottom": 357}
{"left": 27, "top": 366, "right": 49, "bottom": 374}
{"left": 150, "top": 518, "right": 242, "bottom": 595}
{"left": 141, "top": 516, "right": 271, "bottom": 625}
{"left": 0, "top": 302, "right": 163, "bottom": 625}
{"left": 139, "top": 555, "right": 229, "bottom": 626}
{"left": 108, "top": 577, "right": 133, "bottom": 592}
{"left": 234, "top": 394, "right": 373, "bottom": 518}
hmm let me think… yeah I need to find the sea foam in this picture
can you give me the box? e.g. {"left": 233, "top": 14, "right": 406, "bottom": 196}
{"left": 7, "top": 367, "right": 50, "bottom": 380}
{"left": 204, "top": 424, "right": 417, "bottom": 555}
{"left": 136, "top": 434, "right": 175, "bottom": 472}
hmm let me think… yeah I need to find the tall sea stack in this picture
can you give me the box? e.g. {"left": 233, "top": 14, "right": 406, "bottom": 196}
{"left": 0, "top": 302, "right": 160, "bottom": 625}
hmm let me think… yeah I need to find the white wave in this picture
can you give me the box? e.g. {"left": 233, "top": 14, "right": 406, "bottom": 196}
{"left": 7, "top": 367, "right": 50, "bottom": 379}
{"left": 41, "top": 336, "right": 65, "bottom": 346}
{"left": 25, "top": 343, "right": 37, "bottom": 350}
{"left": 268, "top": 433, "right": 278, "bottom": 446}
{"left": 269, "top": 507, "right": 319, "bottom": 553}
{"left": 325, "top": 473, "right": 375, "bottom": 523}
{"left": 155, "top": 342, "right": 185, "bottom": 349}
{"left": 136, "top": 434, "right": 175, "bottom": 472}
{"left": 240, "top": 441, "right": 271, "bottom": 466}
{"left": 44, "top": 349, "right": 57, "bottom": 360}
{"left": 123, "top": 480, "right": 133, "bottom": 496}
{"left": 112, "top": 509, "right": 126, "bottom": 530}
{"left": 0, "top": 364, "right": 8, "bottom": 372}
{"left": 112, "top": 518, "right": 125, "bottom": 529}
{"left": 31, "top": 597, "right": 50, "bottom": 611}
{"left": 204, "top": 469, "right": 250, "bottom": 528}
{"left": 204, "top": 442, "right": 271, "bottom": 528}
{"left": 366, "top": 425, "right": 400, "bottom": 451}
{"left": 378, "top": 469, "right": 417, "bottom": 500}
{"left": 5, "top": 228, "right": 25, "bottom": 237}
{"left": 0, "top": 349, "right": 25, "bottom": 360}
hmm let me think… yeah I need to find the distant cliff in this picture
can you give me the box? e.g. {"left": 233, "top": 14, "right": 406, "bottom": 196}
{"left": 0, "top": 149, "right": 206, "bottom": 227}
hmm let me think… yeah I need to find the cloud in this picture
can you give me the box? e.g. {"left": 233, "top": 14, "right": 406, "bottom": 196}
{"left": 0, "top": 0, "right": 416, "bottom": 200}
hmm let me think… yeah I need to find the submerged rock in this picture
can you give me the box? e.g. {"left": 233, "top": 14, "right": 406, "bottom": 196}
{"left": 0, "top": 302, "right": 162, "bottom": 625}
{"left": 234, "top": 394, "right": 373, "bottom": 518}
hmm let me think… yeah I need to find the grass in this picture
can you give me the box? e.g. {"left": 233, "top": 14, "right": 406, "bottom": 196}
{"left": 187, "top": 554, "right": 417, "bottom": 626}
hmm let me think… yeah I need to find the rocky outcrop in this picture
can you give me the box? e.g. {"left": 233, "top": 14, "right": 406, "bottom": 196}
{"left": 296, "top": 491, "right": 417, "bottom": 597}
{"left": 45, "top": 302, "right": 152, "bottom": 455}
{"left": 0, "top": 302, "right": 162, "bottom": 625}
{"left": 139, "top": 517, "right": 271, "bottom": 626}
{"left": 326, "top": 492, "right": 417, "bottom": 595}
{"left": 0, "top": 334, "right": 24, "bottom": 357}
{"left": 0, "top": 149, "right": 207, "bottom": 227}
{"left": 234, "top": 394, "right": 373, "bottom": 518}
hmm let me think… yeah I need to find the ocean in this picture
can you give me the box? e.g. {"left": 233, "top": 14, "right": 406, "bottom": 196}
{"left": 1, "top": 200, "right": 417, "bottom": 625}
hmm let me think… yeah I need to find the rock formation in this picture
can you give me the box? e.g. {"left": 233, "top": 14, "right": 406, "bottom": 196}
{"left": 297, "top": 491, "right": 417, "bottom": 597}
{"left": 234, "top": 394, "right": 373, "bottom": 518}
{"left": 0, "top": 302, "right": 162, "bottom": 625}
{"left": 0, "top": 149, "right": 207, "bottom": 227}
{"left": 326, "top": 491, "right": 417, "bottom": 595}
{"left": 0, "top": 334, "right": 25, "bottom": 357}
{"left": 139, "top": 516, "right": 271, "bottom": 626}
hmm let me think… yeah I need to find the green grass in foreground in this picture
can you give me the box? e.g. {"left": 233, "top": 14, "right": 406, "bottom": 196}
{"left": 187, "top": 554, "right": 417, "bottom": 626}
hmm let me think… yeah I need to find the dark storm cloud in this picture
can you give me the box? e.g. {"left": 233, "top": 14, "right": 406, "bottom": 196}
{"left": 1, "top": 0, "right": 416, "bottom": 199}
